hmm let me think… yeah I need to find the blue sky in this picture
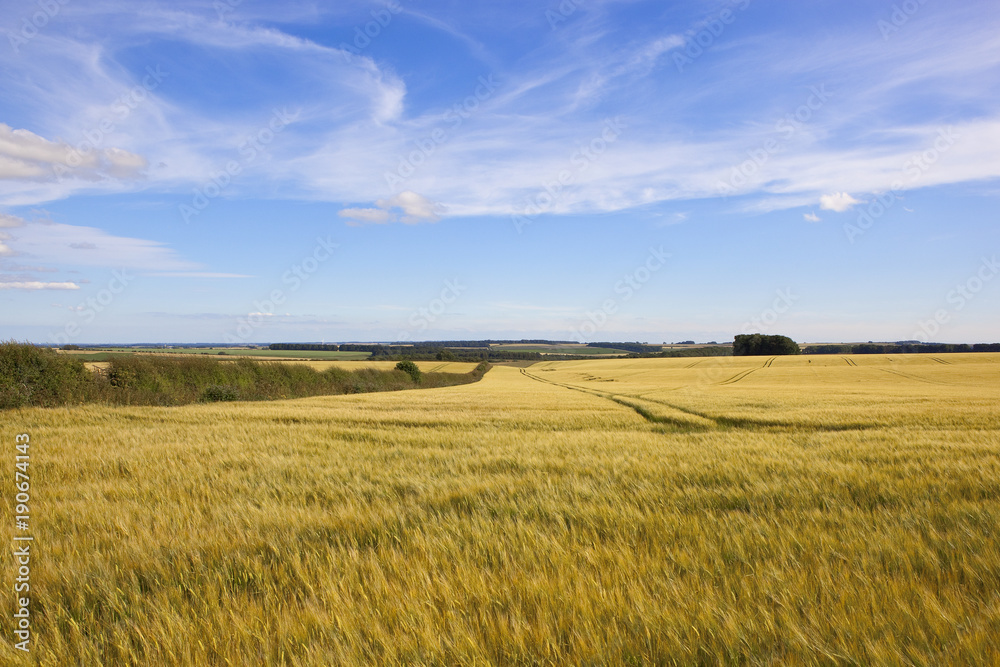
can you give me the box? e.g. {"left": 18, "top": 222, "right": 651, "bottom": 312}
{"left": 1, "top": 0, "right": 998, "bottom": 344}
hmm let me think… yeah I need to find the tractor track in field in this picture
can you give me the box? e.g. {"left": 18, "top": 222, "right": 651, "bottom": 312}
{"left": 878, "top": 368, "right": 952, "bottom": 386}
{"left": 717, "top": 357, "right": 774, "bottom": 385}
{"left": 930, "top": 357, "right": 952, "bottom": 365}
{"left": 843, "top": 357, "right": 858, "bottom": 367}
{"left": 520, "top": 365, "right": 874, "bottom": 432}
{"left": 718, "top": 368, "right": 758, "bottom": 385}
{"left": 520, "top": 368, "right": 716, "bottom": 429}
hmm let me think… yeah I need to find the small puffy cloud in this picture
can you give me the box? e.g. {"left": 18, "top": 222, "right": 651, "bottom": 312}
{"left": 0, "top": 281, "right": 79, "bottom": 290}
{"left": 0, "top": 124, "right": 148, "bottom": 182}
{"left": 340, "top": 191, "right": 443, "bottom": 226}
{"left": 376, "top": 191, "right": 443, "bottom": 223}
{"left": 819, "top": 192, "right": 861, "bottom": 212}
{"left": 803, "top": 212, "right": 821, "bottom": 223}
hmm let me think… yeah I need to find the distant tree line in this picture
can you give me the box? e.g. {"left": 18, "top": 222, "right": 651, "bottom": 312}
{"left": 371, "top": 347, "right": 542, "bottom": 362}
{"left": 269, "top": 340, "right": 576, "bottom": 353}
{"left": 269, "top": 339, "right": 1000, "bottom": 360}
{"left": 392, "top": 339, "right": 573, "bottom": 347}
{"left": 804, "top": 343, "right": 1000, "bottom": 355}
{"left": 657, "top": 346, "right": 733, "bottom": 358}
{"left": 587, "top": 342, "right": 663, "bottom": 354}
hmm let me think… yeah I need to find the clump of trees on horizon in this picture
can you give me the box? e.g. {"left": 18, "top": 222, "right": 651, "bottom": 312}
{"left": 804, "top": 342, "right": 1000, "bottom": 355}
{"left": 733, "top": 334, "right": 801, "bottom": 356}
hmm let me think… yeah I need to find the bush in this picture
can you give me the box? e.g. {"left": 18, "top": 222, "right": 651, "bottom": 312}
{"left": 0, "top": 341, "right": 95, "bottom": 408}
{"left": 395, "top": 360, "right": 422, "bottom": 383}
{"left": 201, "top": 385, "right": 240, "bottom": 402}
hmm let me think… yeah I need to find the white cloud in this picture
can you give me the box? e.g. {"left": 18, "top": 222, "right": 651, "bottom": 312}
{"left": 340, "top": 191, "right": 443, "bottom": 226}
{"left": 819, "top": 192, "right": 861, "bottom": 213}
{"left": 338, "top": 207, "right": 394, "bottom": 225}
{"left": 4, "top": 221, "right": 197, "bottom": 271}
{"left": 376, "top": 191, "right": 443, "bottom": 223}
{"left": 1, "top": 1, "right": 998, "bottom": 221}
{"left": 0, "top": 213, "right": 26, "bottom": 228}
{"left": 803, "top": 212, "right": 821, "bottom": 222}
{"left": 0, "top": 124, "right": 147, "bottom": 182}
{"left": 0, "top": 281, "right": 79, "bottom": 290}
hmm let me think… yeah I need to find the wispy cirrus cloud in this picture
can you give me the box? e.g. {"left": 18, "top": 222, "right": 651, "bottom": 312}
{"left": 1, "top": 0, "right": 998, "bottom": 220}
{"left": 0, "top": 281, "right": 79, "bottom": 290}
{"left": 0, "top": 213, "right": 236, "bottom": 287}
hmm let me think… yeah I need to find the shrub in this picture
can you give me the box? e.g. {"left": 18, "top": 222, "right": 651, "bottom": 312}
{"left": 395, "top": 360, "right": 423, "bottom": 383}
{"left": 0, "top": 341, "right": 95, "bottom": 408}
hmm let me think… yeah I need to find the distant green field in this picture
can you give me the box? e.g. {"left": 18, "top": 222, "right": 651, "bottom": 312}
{"left": 69, "top": 348, "right": 372, "bottom": 361}
{"left": 490, "top": 344, "right": 630, "bottom": 355}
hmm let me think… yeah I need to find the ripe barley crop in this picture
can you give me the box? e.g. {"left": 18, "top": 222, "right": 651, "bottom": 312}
{"left": 2, "top": 355, "right": 999, "bottom": 664}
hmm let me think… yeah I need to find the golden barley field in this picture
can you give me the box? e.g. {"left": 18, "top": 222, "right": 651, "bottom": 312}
{"left": 2, "top": 354, "right": 999, "bottom": 665}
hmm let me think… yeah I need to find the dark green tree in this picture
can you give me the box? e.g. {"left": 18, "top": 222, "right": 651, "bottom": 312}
{"left": 395, "top": 360, "right": 422, "bottom": 383}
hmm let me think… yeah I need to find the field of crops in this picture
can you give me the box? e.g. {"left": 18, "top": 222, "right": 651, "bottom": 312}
{"left": 2, "top": 354, "right": 999, "bottom": 664}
